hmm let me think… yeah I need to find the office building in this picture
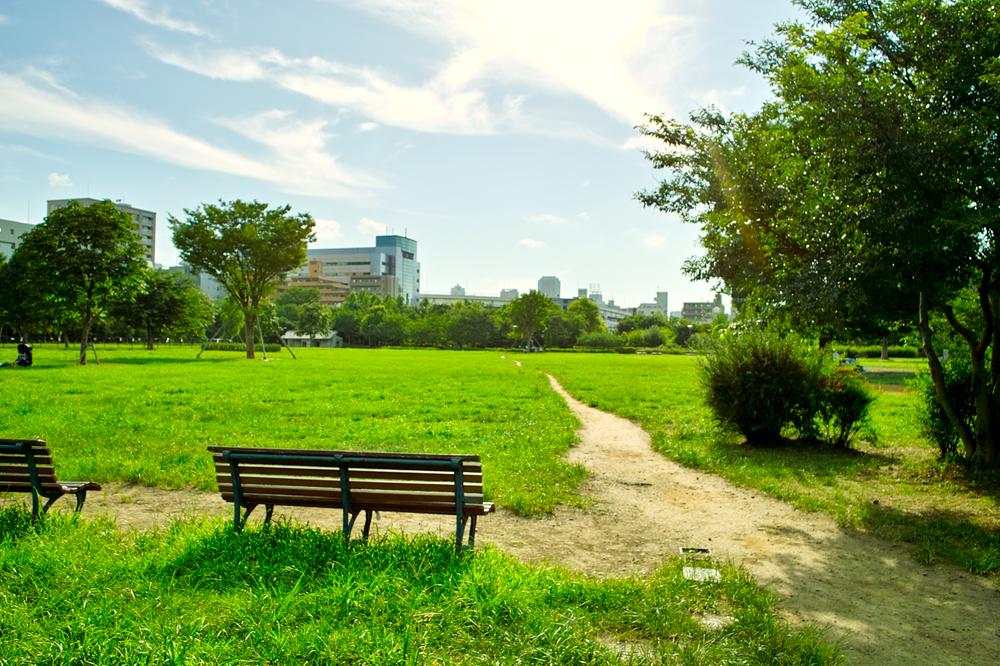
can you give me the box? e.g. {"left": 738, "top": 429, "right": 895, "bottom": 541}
{"left": 636, "top": 291, "right": 669, "bottom": 318}
{"left": 450, "top": 284, "right": 466, "bottom": 296}
{"left": 300, "top": 234, "right": 420, "bottom": 305}
{"left": 47, "top": 198, "right": 156, "bottom": 264}
{"left": 0, "top": 218, "right": 34, "bottom": 259}
{"left": 681, "top": 294, "right": 725, "bottom": 323}
{"left": 538, "top": 275, "right": 561, "bottom": 299}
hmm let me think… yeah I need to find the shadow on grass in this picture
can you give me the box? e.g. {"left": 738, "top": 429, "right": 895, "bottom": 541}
{"left": 858, "top": 502, "right": 1000, "bottom": 574}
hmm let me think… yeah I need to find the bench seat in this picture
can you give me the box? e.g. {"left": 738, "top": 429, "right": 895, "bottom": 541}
{"left": 0, "top": 439, "right": 101, "bottom": 520}
{"left": 208, "top": 446, "right": 494, "bottom": 551}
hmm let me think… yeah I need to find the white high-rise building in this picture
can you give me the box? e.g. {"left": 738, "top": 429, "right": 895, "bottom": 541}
{"left": 538, "top": 275, "right": 561, "bottom": 299}
{"left": 47, "top": 198, "right": 156, "bottom": 264}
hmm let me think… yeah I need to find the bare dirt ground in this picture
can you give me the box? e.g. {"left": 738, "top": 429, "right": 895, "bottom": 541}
{"left": 43, "top": 375, "right": 1000, "bottom": 664}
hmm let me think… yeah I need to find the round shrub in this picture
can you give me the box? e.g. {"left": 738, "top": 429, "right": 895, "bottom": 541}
{"left": 577, "top": 331, "right": 625, "bottom": 350}
{"left": 626, "top": 326, "right": 667, "bottom": 348}
{"left": 702, "top": 331, "right": 823, "bottom": 445}
{"left": 818, "top": 367, "right": 874, "bottom": 448}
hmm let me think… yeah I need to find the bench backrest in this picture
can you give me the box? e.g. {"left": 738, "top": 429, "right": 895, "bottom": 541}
{"left": 0, "top": 439, "right": 63, "bottom": 494}
{"left": 208, "top": 447, "right": 487, "bottom": 515}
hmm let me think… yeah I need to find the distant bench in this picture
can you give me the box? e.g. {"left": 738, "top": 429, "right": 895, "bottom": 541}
{"left": 0, "top": 439, "right": 102, "bottom": 521}
{"left": 208, "top": 446, "right": 495, "bottom": 551}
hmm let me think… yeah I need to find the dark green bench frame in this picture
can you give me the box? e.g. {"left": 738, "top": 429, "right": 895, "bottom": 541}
{"left": 209, "top": 446, "right": 494, "bottom": 552}
{"left": 0, "top": 439, "right": 102, "bottom": 521}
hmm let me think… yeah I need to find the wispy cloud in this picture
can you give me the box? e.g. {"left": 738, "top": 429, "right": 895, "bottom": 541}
{"left": 100, "top": 0, "right": 206, "bottom": 36}
{"left": 0, "top": 15, "right": 10, "bottom": 26}
{"left": 357, "top": 122, "right": 379, "bottom": 132}
{"left": 621, "top": 135, "right": 668, "bottom": 152}
{"left": 344, "top": 0, "right": 692, "bottom": 124}
{"left": 526, "top": 213, "right": 566, "bottom": 225}
{"left": 142, "top": 1, "right": 693, "bottom": 135}
{"left": 0, "top": 71, "right": 379, "bottom": 199}
{"left": 518, "top": 238, "right": 545, "bottom": 249}
{"left": 47, "top": 172, "right": 74, "bottom": 188}
{"left": 143, "top": 42, "right": 496, "bottom": 134}
{"left": 359, "top": 217, "right": 387, "bottom": 235}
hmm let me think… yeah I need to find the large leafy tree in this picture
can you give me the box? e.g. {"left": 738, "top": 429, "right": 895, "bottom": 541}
{"left": 12, "top": 201, "right": 146, "bottom": 364}
{"left": 114, "top": 269, "right": 214, "bottom": 349}
{"left": 508, "top": 291, "right": 557, "bottom": 350}
{"left": 171, "top": 200, "right": 315, "bottom": 359}
{"left": 639, "top": 0, "right": 1000, "bottom": 467}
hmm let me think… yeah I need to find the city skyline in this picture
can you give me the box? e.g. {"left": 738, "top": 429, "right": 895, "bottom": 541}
{"left": 0, "top": 1, "right": 800, "bottom": 307}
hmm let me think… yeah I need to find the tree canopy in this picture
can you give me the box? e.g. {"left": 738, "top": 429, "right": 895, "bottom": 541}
{"left": 638, "top": 0, "right": 1000, "bottom": 467}
{"left": 171, "top": 200, "right": 315, "bottom": 359}
{"left": 11, "top": 201, "right": 146, "bottom": 364}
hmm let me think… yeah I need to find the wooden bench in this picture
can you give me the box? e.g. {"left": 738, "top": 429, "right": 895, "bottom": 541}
{"left": 208, "top": 446, "right": 495, "bottom": 552}
{"left": 0, "top": 439, "right": 102, "bottom": 521}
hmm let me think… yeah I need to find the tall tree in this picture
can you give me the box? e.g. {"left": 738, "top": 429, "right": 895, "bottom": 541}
{"left": 639, "top": 0, "right": 1000, "bottom": 467}
{"left": 171, "top": 200, "right": 315, "bottom": 359}
{"left": 114, "top": 269, "right": 213, "bottom": 349}
{"left": 567, "top": 297, "right": 606, "bottom": 334}
{"left": 12, "top": 201, "right": 146, "bottom": 364}
{"left": 508, "top": 291, "right": 557, "bottom": 350}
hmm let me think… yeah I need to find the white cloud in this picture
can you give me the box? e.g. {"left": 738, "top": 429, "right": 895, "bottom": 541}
{"left": 526, "top": 213, "right": 566, "bottom": 225}
{"left": 577, "top": 212, "right": 590, "bottom": 220}
{"left": 100, "top": 0, "right": 206, "bottom": 36}
{"left": 0, "top": 15, "right": 10, "bottom": 26}
{"left": 345, "top": 0, "right": 692, "bottom": 124}
{"left": 358, "top": 217, "right": 387, "bottom": 235}
{"left": 643, "top": 233, "right": 666, "bottom": 248}
{"left": 143, "top": 1, "right": 693, "bottom": 135}
{"left": 215, "top": 110, "right": 382, "bottom": 197}
{"left": 357, "top": 122, "right": 379, "bottom": 132}
{"left": 518, "top": 238, "right": 545, "bottom": 249}
{"left": 0, "top": 72, "right": 379, "bottom": 199}
{"left": 312, "top": 217, "right": 343, "bottom": 243}
{"left": 143, "top": 43, "right": 496, "bottom": 134}
{"left": 47, "top": 172, "right": 74, "bottom": 188}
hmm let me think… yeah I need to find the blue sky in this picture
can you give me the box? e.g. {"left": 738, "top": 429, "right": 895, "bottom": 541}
{"left": 0, "top": 0, "right": 798, "bottom": 308}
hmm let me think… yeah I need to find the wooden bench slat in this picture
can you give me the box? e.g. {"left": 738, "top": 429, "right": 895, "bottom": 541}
{"left": 209, "top": 446, "right": 482, "bottom": 461}
{"left": 213, "top": 462, "right": 482, "bottom": 484}
{"left": 217, "top": 475, "right": 482, "bottom": 494}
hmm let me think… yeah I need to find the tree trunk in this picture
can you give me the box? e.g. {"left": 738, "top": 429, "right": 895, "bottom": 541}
{"left": 244, "top": 312, "right": 256, "bottom": 360}
{"left": 880, "top": 336, "right": 889, "bottom": 361}
{"left": 917, "top": 292, "right": 976, "bottom": 456}
{"left": 78, "top": 320, "right": 91, "bottom": 365}
{"left": 145, "top": 323, "right": 155, "bottom": 350}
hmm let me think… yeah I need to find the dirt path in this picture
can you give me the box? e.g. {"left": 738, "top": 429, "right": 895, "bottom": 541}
{"left": 62, "top": 375, "right": 1000, "bottom": 664}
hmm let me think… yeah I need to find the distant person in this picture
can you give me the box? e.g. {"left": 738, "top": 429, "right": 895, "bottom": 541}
{"left": 15, "top": 342, "right": 32, "bottom": 367}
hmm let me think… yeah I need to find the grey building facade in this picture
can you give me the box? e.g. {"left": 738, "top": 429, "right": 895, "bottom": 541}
{"left": 47, "top": 198, "right": 156, "bottom": 264}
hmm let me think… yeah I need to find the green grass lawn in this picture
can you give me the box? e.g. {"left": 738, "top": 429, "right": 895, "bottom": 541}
{"left": 519, "top": 353, "right": 1000, "bottom": 575}
{"left": 0, "top": 345, "right": 583, "bottom": 516}
{"left": 0, "top": 508, "right": 839, "bottom": 665}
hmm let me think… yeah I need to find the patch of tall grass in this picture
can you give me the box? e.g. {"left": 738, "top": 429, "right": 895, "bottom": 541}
{"left": 0, "top": 507, "right": 840, "bottom": 664}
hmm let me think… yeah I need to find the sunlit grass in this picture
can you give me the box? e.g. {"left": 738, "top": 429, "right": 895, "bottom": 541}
{"left": 0, "top": 507, "right": 841, "bottom": 665}
{"left": 0, "top": 345, "right": 583, "bottom": 515}
{"left": 520, "top": 353, "right": 1000, "bottom": 574}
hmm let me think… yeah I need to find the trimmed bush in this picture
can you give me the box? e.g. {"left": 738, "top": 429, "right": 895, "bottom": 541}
{"left": 702, "top": 331, "right": 823, "bottom": 445}
{"left": 201, "top": 342, "right": 281, "bottom": 353}
{"left": 818, "top": 366, "right": 874, "bottom": 448}
{"left": 626, "top": 326, "right": 667, "bottom": 348}
{"left": 702, "top": 331, "right": 874, "bottom": 447}
{"left": 576, "top": 331, "right": 625, "bottom": 349}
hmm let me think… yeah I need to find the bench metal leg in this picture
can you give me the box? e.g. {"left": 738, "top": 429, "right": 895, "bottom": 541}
{"left": 455, "top": 515, "right": 469, "bottom": 553}
{"left": 73, "top": 490, "right": 88, "bottom": 514}
{"left": 30, "top": 489, "right": 40, "bottom": 523}
{"left": 236, "top": 504, "right": 257, "bottom": 532}
{"left": 263, "top": 505, "right": 274, "bottom": 526}
{"left": 468, "top": 515, "right": 479, "bottom": 548}
{"left": 362, "top": 510, "right": 373, "bottom": 541}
